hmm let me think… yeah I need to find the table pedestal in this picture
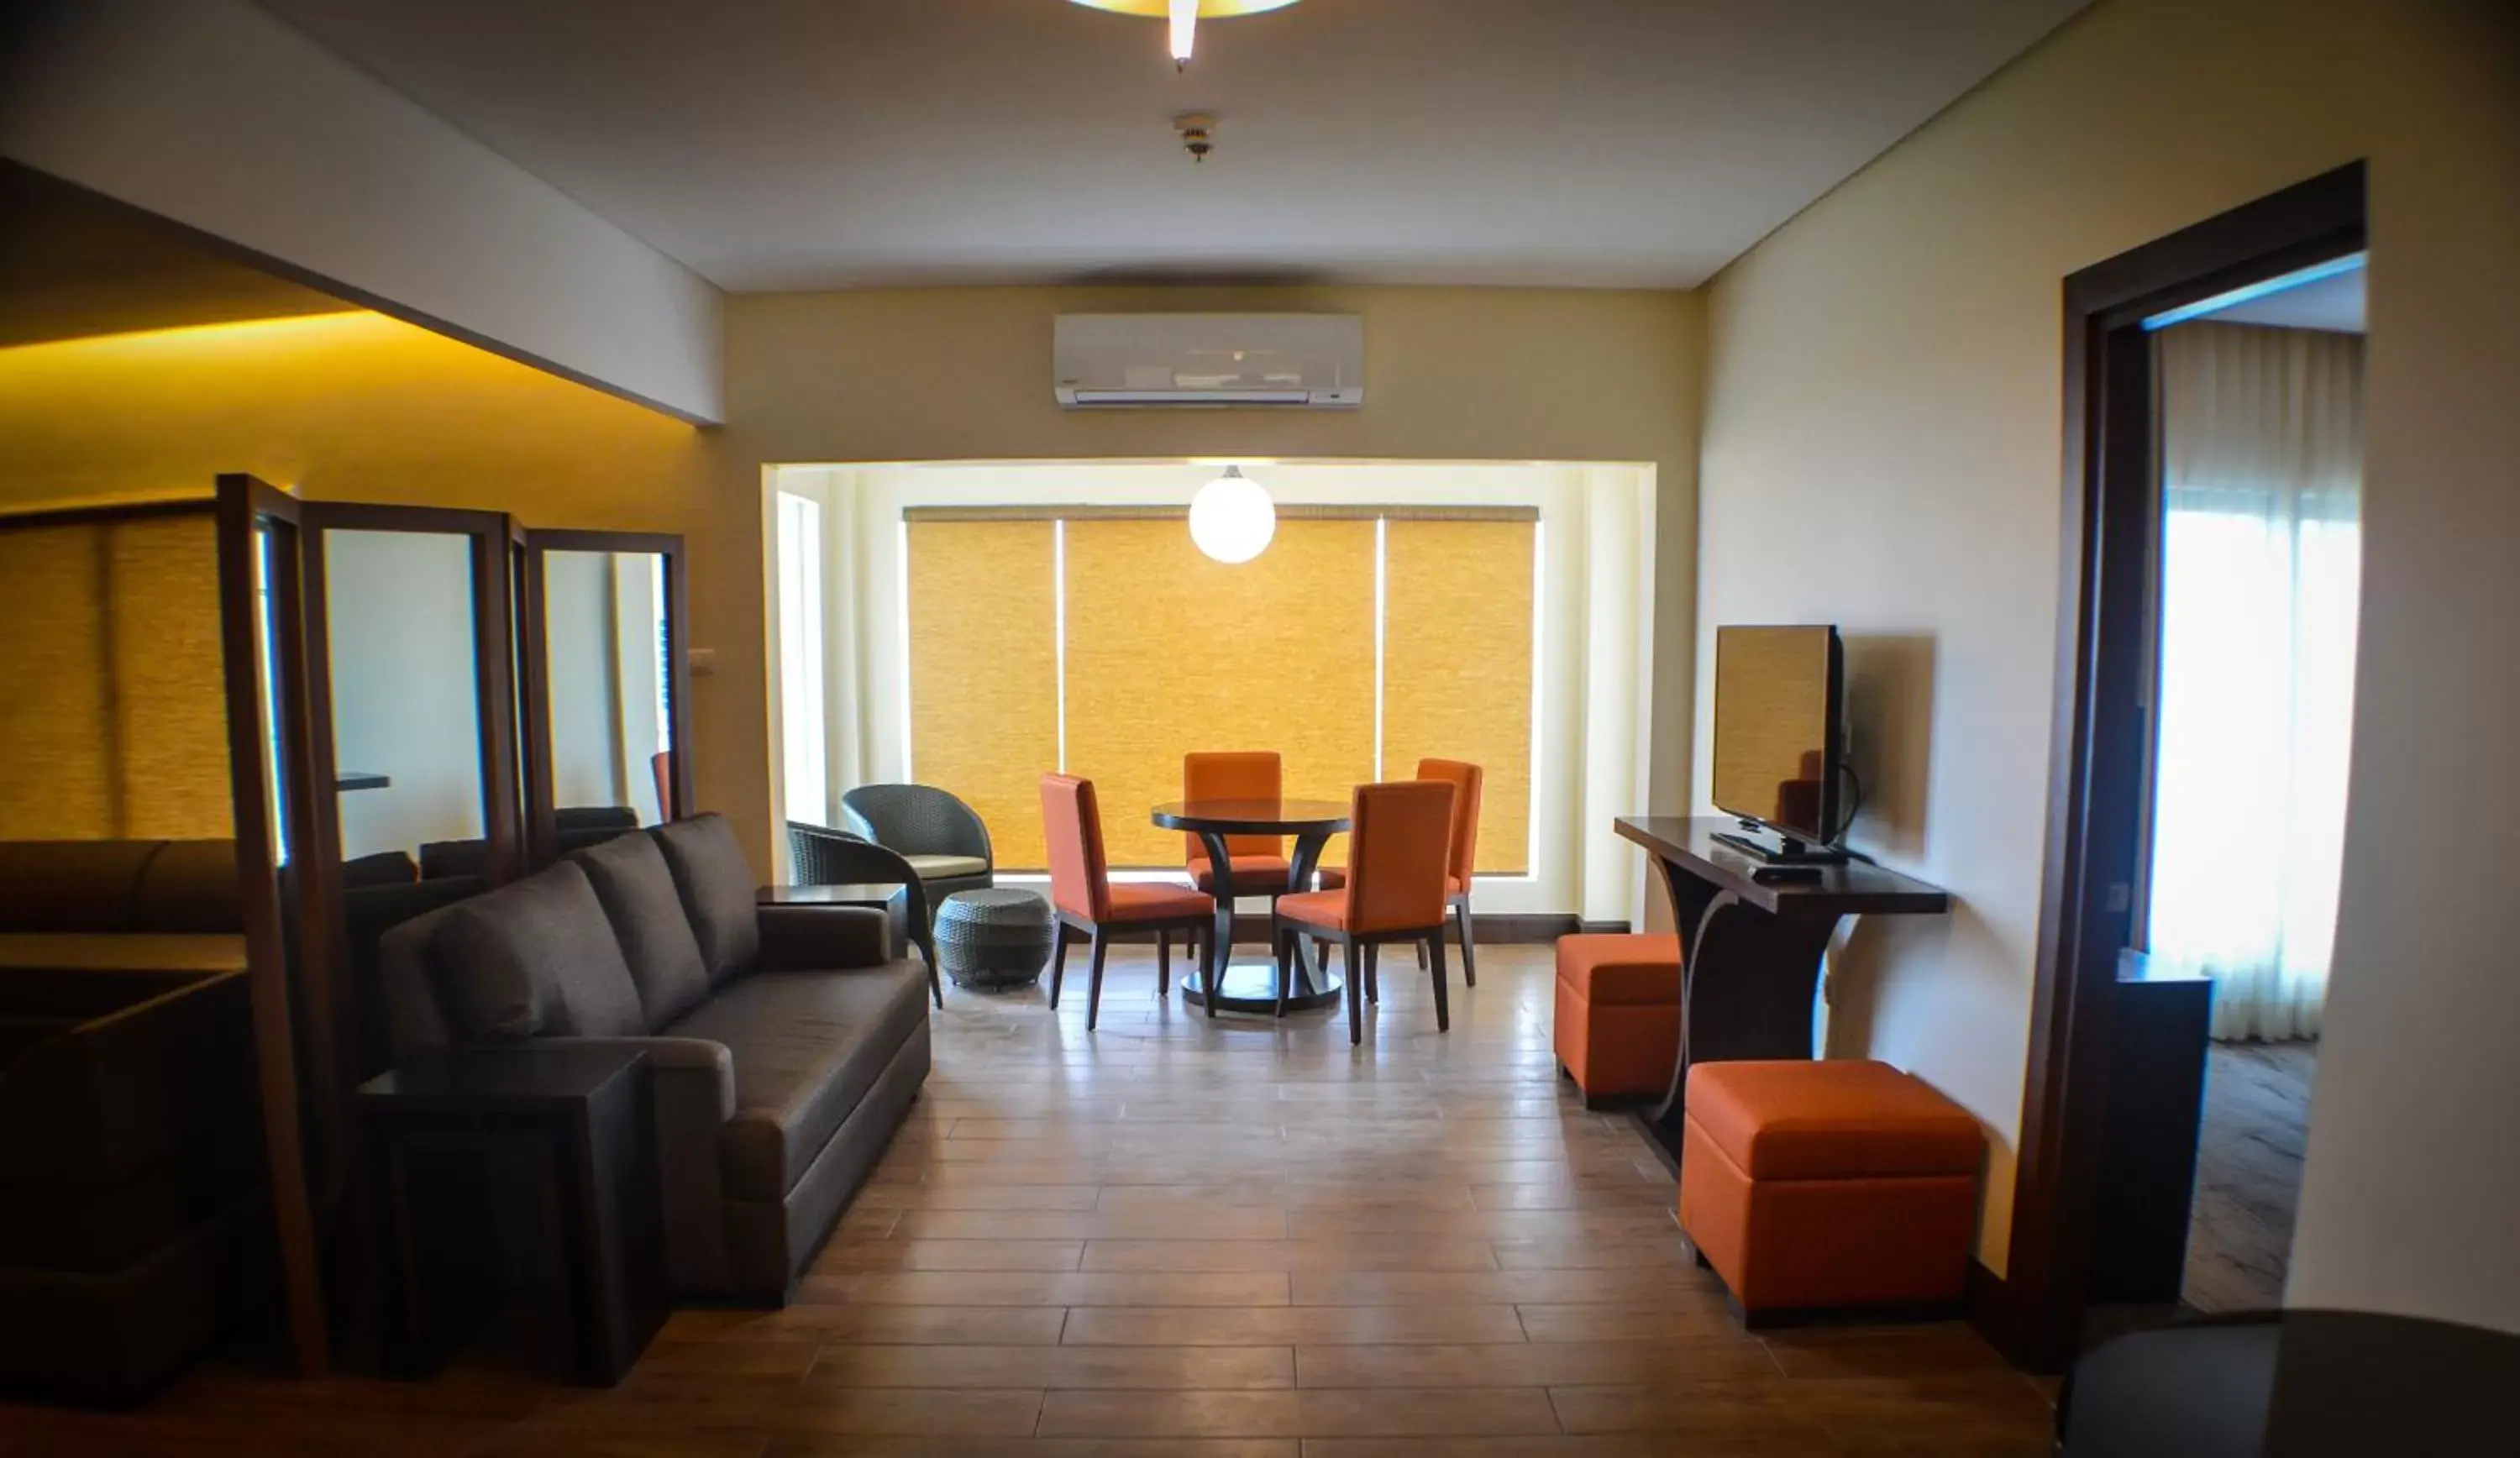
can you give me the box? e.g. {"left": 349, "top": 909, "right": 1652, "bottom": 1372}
{"left": 1184, "top": 826, "right": 1342, "bottom": 1016}
{"left": 1179, "top": 957, "right": 1345, "bottom": 1015}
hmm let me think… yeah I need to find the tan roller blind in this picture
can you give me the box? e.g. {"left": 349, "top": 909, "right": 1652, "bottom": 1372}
{"left": 1382, "top": 518, "right": 1535, "bottom": 873}
{"left": 904, "top": 520, "right": 1059, "bottom": 869}
{"left": 1064, "top": 517, "right": 1377, "bottom": 868}
{"left": 0, "top": 511, "right": 232, "bottom": 840}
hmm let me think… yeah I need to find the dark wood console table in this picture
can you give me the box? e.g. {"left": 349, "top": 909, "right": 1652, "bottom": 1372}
{"left": 1614, "top": 816, "right": 1950, "bottom": 1165}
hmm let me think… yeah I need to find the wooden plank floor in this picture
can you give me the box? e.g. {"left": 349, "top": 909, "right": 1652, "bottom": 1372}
{"left": 0, "top": 943, "right": 2055, "bottom": 1456}
{"left": 2185, "top": 1039, "right": 2314, "bottom": 1313}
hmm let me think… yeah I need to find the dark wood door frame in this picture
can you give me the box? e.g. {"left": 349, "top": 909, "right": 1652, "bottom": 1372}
{"left": 2001, "top": 162, "right": 2365, "bottom": 1371}
{"left": 517, "top": 529, "right": 694, "bottom": 866}
{"left": 213, "top": 473, "right": 332, "bottom": 1377}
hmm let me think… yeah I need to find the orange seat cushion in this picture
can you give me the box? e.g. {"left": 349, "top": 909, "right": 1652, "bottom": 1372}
{"left": 1315, "top": 866, "right": 1463, "bottom": 896}
{"left": 1684, "top": 1060, "right": 1982, "bottom": 1182}
{"left": 1273, "top": 887, "right": 1348, "bottom": 931}
{"left": 1100, "top": 882, "right": 1215, "bottom": 925}
{"left": 1190, "top": 853, "right": 1294, "bottom": 891}
{"left": 1553, "top": 934, "right": 1682, "bottom": 1006}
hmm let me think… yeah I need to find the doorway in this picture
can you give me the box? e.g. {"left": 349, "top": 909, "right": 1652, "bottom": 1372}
{"left": 2145, "top": 259, "right": 2365, "bottom": 1313}
{"left": 2001, "top": 162, "right": 2366, "bottom": 1370}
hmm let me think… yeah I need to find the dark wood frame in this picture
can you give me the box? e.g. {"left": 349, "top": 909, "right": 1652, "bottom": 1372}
{"left": 1050, "top": 907, "right": 1219, "bottom": 1032}
{"left": 2002, "top": 162, "right": 2365, "bottom": 1370}
{"left": 517, "top": 529, "right": 694, "bottom": 867}
{"left": 299, "top": 502, "right": 526, "bottom": 1102}
{"left": 212, "top": 474, "right": 332, "bottom": 1377}
{"left": 1281, "top": 914, "right": 1452, "bottom": 1046}
{"left": 302, "top": 502, "right": 527, "bottom": 884}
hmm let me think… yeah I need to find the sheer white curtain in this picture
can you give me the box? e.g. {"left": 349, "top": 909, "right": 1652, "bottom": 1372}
{"left": 2146, "top": 321, "right": 2364, "bottom": 1042}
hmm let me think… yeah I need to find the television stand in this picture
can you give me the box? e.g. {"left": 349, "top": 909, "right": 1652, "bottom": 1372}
{"left": 1711, "top": 826, "right": 1850, "bottom": 865}
{"left": 1611, "top": 816, "right": 1950, "bottom": 1169}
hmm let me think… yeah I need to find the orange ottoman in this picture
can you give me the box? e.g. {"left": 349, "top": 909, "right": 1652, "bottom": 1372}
{"left": 1678, "top": 1059, "right": 1982, "bottom": 1322}
{"left": 1552, "top": 934, "right": 1682, "bottom": 1104}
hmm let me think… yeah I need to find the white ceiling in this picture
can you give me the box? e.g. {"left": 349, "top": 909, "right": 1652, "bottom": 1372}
{"left": 2201, "top": 265, "right": 2366, "bottom": 333}
{"left": 253, "top": 0, "right": 2088, "bottom": 293}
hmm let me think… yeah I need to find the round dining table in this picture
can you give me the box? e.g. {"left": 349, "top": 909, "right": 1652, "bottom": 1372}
{"left": 1151, "top": 797, "right": 1351, "bottom": 1015}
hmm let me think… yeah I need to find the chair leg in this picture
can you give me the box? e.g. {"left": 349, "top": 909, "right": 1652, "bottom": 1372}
{"left": 1427, "top": 932, "right": 1451, "bottom": 1033}
{"left": 922, "top": 933, "right": 943, "bottom": 1009}
{"left": 1158, "top": 931, "right": 1172, "bottom": 999}
{"left": 1364, "top": 944, "right": 1379, "bottom": 1004}
{"left": 1454, "top": 897, "right": 1478, "bottom": 988}
{"left": 1274, "top": 929, "right": 1293, "bottom": 1018}
{"left": 1085, "top": 928, "right": 1110, "bottom": 1031}
{"left": 1048, "top": 922, "right": 1070, "bottom": 1009}
{"left": 1416, "top": 941, "right": 1428, "bottom": 971}
{"left": 1344, "top": 941, "right": 1363, "bottom": 1046}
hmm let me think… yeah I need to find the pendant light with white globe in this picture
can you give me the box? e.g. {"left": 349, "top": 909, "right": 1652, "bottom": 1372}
{"left": 1063, "top": 0, "right": 1303, "bottom": 68}
{"left": 1188, "top": 466, "right": 1275, "bottom": 564}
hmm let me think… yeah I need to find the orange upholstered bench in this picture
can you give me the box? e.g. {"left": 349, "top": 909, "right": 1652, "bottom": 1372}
{"left": 1678, "top": 1059, "right": 1982, "bottom": 1323}
{"left": 1552, "top": 934, "right": 1681, "bottom": 1104}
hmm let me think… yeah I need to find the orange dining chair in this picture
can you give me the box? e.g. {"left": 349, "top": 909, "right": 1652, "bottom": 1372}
{"left": 1042, "top": 773, "right": 1217, "bottom": 1031}
{"left": 1272, "top": 779, "right": 1457, "bottom": 1045}
{"left": 1319, "top": 758, "right": 1484, "bottom": 987}
{"left": 1182, "top": 751, "right": 1293, "bottom": 970}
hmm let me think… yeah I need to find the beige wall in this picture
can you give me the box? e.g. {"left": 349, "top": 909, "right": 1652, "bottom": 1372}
{"left": 1694, "top": 0, "right": 2520, "bottom": 1327}
{"left": 712, "top": 285, "right": 1706, "bottom": 886}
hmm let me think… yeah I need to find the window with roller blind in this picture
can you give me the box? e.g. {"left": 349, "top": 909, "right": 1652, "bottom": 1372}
{"left": 902, "top": 506, "right": 1535, "bottom": 873}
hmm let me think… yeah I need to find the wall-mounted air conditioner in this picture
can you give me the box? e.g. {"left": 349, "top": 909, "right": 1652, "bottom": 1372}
{"left": 1053, "top": 313, "right": 1364, "bottom": 409}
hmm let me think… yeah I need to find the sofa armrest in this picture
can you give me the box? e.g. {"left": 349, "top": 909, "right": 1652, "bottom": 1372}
{"left": 530, "top": 1036, "right": 737, "bottom": 1294}
{"left": 529, "top": 1036, "right": 735, "bottom": 1119}
{"left": 755, "top": 904, "right": 890, "bottom": 973}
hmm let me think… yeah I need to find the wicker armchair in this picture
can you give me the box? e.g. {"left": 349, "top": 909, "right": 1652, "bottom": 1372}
{"left": 786, "top": 821, "right": 941, "bottom": 1008}
{"left": 838, "top": 784, "right": 995, "bottom": 904}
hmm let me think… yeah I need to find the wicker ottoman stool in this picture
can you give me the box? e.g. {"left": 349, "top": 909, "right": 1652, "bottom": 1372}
{"left": 935, "top": 889, "right": 1055, "bottom": 991}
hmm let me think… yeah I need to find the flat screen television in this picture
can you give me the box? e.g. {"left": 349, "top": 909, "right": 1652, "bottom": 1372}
{"left": 1710, "top": 625, "right": 1846, "bottom": 862}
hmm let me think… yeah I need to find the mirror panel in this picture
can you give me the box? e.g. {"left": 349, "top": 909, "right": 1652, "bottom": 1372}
{"left": 322, "top": 529, "right": 488, "bottom": 879}
{"left": 537, "top": 545, "right": 677, "bottom": 857}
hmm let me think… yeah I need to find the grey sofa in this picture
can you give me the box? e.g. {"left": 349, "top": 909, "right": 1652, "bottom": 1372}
{"left": 377, "top": 813, "right": 929, "bottom": 1303}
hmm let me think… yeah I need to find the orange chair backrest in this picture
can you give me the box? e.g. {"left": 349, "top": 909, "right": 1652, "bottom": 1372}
{"left": 1040, "top": 773, "right": 1110, "bottom": 921}
{"left": 1184, "top": 751, "right": 1284, "bottom": 864}
{"left": 1416, "top": 758, "right": 1483, "bottom": 888}
{"left": 1341, "top": 779, "right": 1455, "bottom": 934}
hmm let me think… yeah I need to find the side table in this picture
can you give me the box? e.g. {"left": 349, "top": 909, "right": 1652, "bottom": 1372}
{"left": 358, "top": 1045, "right": 664, "bottom": 1386}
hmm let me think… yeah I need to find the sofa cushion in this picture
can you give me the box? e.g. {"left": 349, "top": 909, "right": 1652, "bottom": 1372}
{"left": 652, "top": 815, "right": 761, "bottom": 984}
{"left": 571, "top": 832, "right": 711, "bottom": 1030}
{"left": 904, "top": 853, "right": 990, "bottom": 882}
{"left": 432, "top": 863, "right": 644, "bottom": 1042}
{"left": 664, "top": 962, "right": 930, "bottom": 1201}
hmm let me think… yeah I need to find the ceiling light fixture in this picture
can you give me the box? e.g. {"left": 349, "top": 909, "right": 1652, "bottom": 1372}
{"left": 1065, "top": 0, "right": 1301, "bottom": 69}
{"left": 1188, "top": 466, "right": 1275, "bottom": 564}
